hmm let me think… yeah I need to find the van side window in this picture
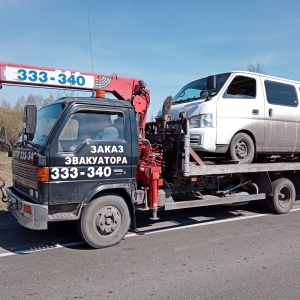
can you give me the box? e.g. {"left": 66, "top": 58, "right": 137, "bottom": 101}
{"left": 264, "top": 80, "right": 298, "bottom": 107}
{"left": 224, "top": 76, "right": 256, "bottom": 99}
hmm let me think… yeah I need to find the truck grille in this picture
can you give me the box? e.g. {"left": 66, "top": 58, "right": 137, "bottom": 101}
{"left": 12, "top": 160, "right": 37, "bottom": 181}
{"left": 15, "top": 182, "right": 30, "bottom": 194}
{"left": 11, "top": 160, "right": 42, "bottom": 204}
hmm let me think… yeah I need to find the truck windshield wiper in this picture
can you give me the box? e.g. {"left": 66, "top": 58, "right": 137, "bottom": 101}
{"left": 14, "top": 140, "right": 39, "bottom": 149}
{"left": 24, "top": 140, "right": 40, "bottom": 148}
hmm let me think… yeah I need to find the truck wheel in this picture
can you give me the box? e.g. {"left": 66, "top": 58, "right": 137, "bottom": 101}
{"left": 267, "top": 178, "right": 295, "bottom": 214}
{"left": 79, "top": 194, "right": 131, "bottom": 249}
{"left": 229, "top": 132, "right": 255, "bottom": 164}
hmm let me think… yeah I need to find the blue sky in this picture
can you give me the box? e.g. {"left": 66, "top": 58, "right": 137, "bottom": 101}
{"left": 1, "top": 0, "right": 300, "bottom": 118}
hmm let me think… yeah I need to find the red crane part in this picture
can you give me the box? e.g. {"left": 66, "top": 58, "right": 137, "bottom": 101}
{"left": 0, "top": 62, "right": 150, "bottom": 137}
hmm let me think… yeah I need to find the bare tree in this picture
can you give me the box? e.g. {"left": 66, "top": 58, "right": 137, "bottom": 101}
{"left": 247, "top": 59, "right": 266, "bottom": 74}
{"left": 15, "top": 95, "right": 26, "bottom": 114}
{"left": 0, "top": 99, "right": 23, "bottom": 145}
{"left": 54, "top": 90, "right": 76, "bottom": 99}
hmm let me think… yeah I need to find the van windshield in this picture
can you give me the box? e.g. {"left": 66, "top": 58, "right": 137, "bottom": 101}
{"left": 173, "top": 72, "right": 231, "bottom": 103}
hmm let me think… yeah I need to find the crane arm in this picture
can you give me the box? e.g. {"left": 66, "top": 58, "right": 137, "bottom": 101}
{"left": 0, "top": 62, "right": 150, "bottom": 137}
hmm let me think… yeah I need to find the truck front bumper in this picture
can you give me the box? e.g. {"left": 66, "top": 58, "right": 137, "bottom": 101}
{"left": 6, "top": 187, "right": 48, "bottom": 230}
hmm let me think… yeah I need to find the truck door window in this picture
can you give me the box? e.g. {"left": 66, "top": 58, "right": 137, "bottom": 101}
{"left": 58, "top": 111, "right": 124, "bottom": 152}
{"left": 224, "top": 76, "right": 256, "bottom": 99}
{"left": 264, "top": 80, "right": 298, "bottom": 107}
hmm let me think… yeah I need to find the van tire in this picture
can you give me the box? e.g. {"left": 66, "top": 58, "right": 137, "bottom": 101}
{"left": 78, "top": 194, "right": 131, "bottom": 249}
{"left": 229, "top": 132, "right": 255, "bottom": 164}
{"left": 267, "top": 178, "right": 295, "bottom": 214}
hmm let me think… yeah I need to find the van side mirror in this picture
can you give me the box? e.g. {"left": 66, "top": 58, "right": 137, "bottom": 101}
{"left": 207, "top": 75, "right": 216, "bottom": 91}
{"left": 24, "top": 105, "right": 37, "bottom": 141}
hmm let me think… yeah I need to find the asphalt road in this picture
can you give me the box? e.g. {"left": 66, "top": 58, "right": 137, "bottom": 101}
{"left": 1, "top": 202, "right": 300, "bottom": 300}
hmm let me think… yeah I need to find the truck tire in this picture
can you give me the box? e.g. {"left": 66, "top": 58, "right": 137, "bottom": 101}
{"left": 229, "top": 132, "right": 255, "bottom": 164}
{"left": 78, "top": 194, "right": 131, "bottom": 249}
{"left": 267, "top": 178, "right": 295, "bottom": 214}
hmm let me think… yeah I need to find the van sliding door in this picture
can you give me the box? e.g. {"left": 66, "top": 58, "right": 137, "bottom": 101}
{"left": 263, "top": 80, "right": 299, "bottom": 153}
{"left": 216, "top": 74, "right": 264, "bottom": 152}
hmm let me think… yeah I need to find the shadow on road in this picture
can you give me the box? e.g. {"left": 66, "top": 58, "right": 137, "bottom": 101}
{"left": 134, "top": 201, "right": 269, "bottom": 234}
{"left": 0, "top": 209, "right": 85, "bottom": 254}
{"left": 0, "top": 200, "right": 282, "bottom": 254}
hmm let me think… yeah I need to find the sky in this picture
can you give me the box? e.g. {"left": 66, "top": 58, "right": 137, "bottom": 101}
{"left": 1, "top": 0, "right": 300, "bottom": 119}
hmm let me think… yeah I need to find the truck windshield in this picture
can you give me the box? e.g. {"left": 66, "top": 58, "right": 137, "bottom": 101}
{"left": 173, "top": 72, "right": 231, "bottom": 103}
{"left": 31, "top": 103, "right": 63, "bottom": 146}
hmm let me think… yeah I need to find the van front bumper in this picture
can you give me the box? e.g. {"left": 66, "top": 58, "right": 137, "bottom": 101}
{"left": 6, "top": 187, "right": 48, "bottom": 230}
{"left": 190, "top": 127, "right": 218, "bottom": 152}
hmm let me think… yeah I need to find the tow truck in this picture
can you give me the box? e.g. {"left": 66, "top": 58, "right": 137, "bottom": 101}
{"left": 0, "top": 62, "right": 299, "bottom": 249}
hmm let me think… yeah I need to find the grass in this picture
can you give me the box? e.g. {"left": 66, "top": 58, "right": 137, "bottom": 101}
{"left": 0, "top": 151, "right": 12, "bottom": 211}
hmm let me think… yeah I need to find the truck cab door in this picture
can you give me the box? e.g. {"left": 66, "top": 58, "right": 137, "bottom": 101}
{"left": 48, "top": 106, "right": 134, "bottom": 206}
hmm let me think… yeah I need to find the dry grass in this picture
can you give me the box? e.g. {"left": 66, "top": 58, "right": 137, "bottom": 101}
{"left": 0, "top": 151, "right": 12, "bottom": 211}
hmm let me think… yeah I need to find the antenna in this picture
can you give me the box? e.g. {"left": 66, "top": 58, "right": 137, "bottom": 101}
{"left": 88, "top": 6, "right": 95, "bottom": 97}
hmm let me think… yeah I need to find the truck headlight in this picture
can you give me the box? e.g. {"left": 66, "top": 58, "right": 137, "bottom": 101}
{"left": 190, "top": 114, "right": 213, "bottom": 128}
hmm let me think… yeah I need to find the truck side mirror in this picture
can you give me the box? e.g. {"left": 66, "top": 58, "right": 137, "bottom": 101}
{"left": 207, "top": 75, "right": 216, "bottom": 91}
{"left": 1, "top": 126, "right": 7, "bottom": 143}
{"left": 24, "top": 105, "right": 37, "bottom": 141}
{"left": 0, "top": 126, "right": 11, "bottom": 152}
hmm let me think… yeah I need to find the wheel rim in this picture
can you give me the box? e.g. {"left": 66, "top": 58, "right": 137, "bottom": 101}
{"left": 235, "top": 139, "right": 248, "bottom": 160}
{"left": 93, "top": 205, "right": 122, "bottom": 236}
{"left": 278, "top": 186, "right": 292, "bottom": 208}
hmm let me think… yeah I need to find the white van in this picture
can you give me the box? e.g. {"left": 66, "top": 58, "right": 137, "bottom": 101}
{"left": 169, "top": 71, "right": 300, "bottom": 163}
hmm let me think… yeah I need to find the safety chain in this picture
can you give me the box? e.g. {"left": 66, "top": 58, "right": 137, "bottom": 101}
{"left": 0, "top": 176, "right": 8, "bottom": 203}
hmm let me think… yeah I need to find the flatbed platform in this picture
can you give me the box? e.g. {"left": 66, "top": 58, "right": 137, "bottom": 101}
{"left": 187, "top": 162, "right": 300, "bottom": 176}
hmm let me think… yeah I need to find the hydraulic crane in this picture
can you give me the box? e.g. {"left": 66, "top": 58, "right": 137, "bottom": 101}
{"left": 0, "top": 62, "right": 150, "bottom": 138}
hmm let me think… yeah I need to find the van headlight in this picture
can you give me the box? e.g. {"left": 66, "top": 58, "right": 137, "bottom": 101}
{"left": 190, "top": 114, "right": 213, "bottom": 128}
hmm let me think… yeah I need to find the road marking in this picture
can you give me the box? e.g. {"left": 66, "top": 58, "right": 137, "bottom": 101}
{"left": 1, "top": 207, "right": 300, "bottom": 258}
{"left": 127, "top": 207, "right": 300, "bottom": 237}
{"left": 0, "top": 242, "right": 84, "bottom": 258}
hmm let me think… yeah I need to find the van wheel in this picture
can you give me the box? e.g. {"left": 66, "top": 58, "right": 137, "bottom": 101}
{"left": 229, "top": 132, "right": 255, "bottom": 164}
{"left": 78, "top": 194, "right": 131, "bottom": 249}
{"left": 267, "top": 178, "right": 295, "bottom": 214}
